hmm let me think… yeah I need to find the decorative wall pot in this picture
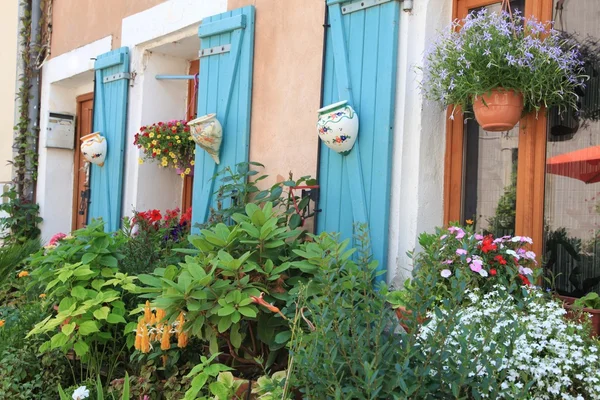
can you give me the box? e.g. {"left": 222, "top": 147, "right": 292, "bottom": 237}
{"left": 80, "top": 132, "right": 107, "bottom": 166}
{"left": 317, "top": 100, "right": 359, "bottom": 155}
{"left": 473, "top": 88, "right": 524, "bottom": 132}
{"left": 187, "top": 113, "right": 223, "bottom": 164}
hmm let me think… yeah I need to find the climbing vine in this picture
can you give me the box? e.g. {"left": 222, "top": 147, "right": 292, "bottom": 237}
{"left": 1, "top": 0, "right": 51, "bottom": 242}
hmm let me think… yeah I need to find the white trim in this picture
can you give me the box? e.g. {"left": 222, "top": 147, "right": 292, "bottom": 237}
{"left": 45, "top": 36, "right": 112, "bottom": 84}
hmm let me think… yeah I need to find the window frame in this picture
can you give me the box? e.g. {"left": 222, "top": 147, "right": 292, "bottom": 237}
{"left": 444, "top": 0, "right": 554, "bottom": 258}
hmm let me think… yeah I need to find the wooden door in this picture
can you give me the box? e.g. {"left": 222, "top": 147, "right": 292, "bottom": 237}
{"left": 73, "top": 93, "right": 94, "bottom": 230}
{"left": 182, "top": 59, "right": 199, "bottom": 212}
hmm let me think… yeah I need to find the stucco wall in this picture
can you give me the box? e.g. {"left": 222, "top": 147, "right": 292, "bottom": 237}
{"left": 228, "top": 0, "right": 325, "bottom": 185}
{"left": 0, "top": 1, "right": 19, "bottom": 183}
{"left": 51, "top": 0, "right": 166, "bottom": 57}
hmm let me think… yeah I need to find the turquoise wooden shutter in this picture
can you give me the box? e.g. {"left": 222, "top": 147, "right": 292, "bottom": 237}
{"left": 87, "top": 47, "right": 130, "bottom": 231}
{"left": 191, "top": 6, "right": 255, "bottom": 230}
{"left": 317, "top": 0, "right": 400, "bottom": 282}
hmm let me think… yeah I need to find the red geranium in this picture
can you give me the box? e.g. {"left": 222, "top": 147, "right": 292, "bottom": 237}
{"left": 494, "top": 255, "right": 507, "bottom": 265}
{"left": 490, "top": 268, "right": 497, "bottom": 276}
{"left": 480, "top": 235, "right": 497, "bottom": 253}
{"left": 149, "top": 209, "right": 162, "bottom": 222}
{"left": 518, "top": 274, "right": 531, "bottom": 286}
{"left": 180, "top": 207, "right": 192, "bottom": 225}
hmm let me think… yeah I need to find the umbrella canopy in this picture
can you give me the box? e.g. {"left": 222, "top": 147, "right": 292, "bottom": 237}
{"left": 546, "top": 145, "right": 600, "bottom": 184}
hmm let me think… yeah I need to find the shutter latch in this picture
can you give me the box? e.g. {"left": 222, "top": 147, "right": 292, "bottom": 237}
{"left": 103, "top": 72, "right": 131, "bottom": 83}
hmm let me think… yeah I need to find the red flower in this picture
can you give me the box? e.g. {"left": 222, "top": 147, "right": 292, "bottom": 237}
{"left": 169, "top": 142, "right": 173, "bottom": 147}
{"left": 490, "top": 268, "right": 497, "bottom": 276}
{"left": 518, "top": 274, "right": 531, "bottom": 286}
{"left": 149, "top": 209, "right": 162, "bottom": 222}
{"left": 180, "top": 207, "right": 192, "bottom": 225}
{"left": 494, "top": 255, "right": 507, "bottom": 265}
{"left": 480, "top": 235, "right": 497, "bottom": 253}
{"left": 163, "top": 149, "right": 168, "bottom": 154}
{"left": 164, "top": 207, "right": 180, "bottom": 222}
{"left": 158, "top": 122, "right": 163, "bottom": 126}
{"left": 171, "top": 127, "right": 177, "bottom": 132}
{"left": 140, "top": 126, "right": 146, "bottom": 131}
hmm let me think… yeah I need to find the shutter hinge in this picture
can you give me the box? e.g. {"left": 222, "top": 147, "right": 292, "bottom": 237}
{"left": 199, "top": 44, "right": 231, "bottom": 58}
{"left": 103, "top": 72, "right": 131, "bottom": 83}
{"left": 341, "top": 0, "right": 394, "bottom": 14}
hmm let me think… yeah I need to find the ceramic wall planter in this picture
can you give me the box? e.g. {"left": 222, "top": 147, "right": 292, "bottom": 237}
{"left": 80, "top": 132, "right": 107, "bottom": 167}
{"left": 558, "top": 295, "right": 600, "bottom": 337}
{"left": 473, "top": 88, "right": 524, "bottom": 132}
{"left": 317, "top": 100, "right": 359, "bottom": 155}
{"left": 187, "top": 113, "right": 223, "bottom": 164}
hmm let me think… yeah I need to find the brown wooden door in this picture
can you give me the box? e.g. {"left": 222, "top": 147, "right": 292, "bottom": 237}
{"left": 73, "top": 93, "right": 94, "bottom": 231}
{"left": 182, "top": 60, "right": 199, "bottom": 212}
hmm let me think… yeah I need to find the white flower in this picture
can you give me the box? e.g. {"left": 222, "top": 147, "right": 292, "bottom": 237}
{"left": 72, "top": 386, "right": 90, "bottom": 400}
{"left": 478, "top": 269, "right": 488, "bottom": 277}
{"left": 441, "top": 269, "right": 452, "bottom": 278}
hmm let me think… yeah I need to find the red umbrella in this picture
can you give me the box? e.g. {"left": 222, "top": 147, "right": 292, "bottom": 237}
{"left": 546, "top": 145, "right": 600, "bottom": 184}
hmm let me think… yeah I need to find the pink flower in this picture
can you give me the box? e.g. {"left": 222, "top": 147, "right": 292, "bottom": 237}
{"left": 519, "top": 266, "right": 533, "bottom": 275}
{"left": 441, "top": 269, "right": 452, "bottom": 278}
{"left": 48, "top": 232, "right": 67, "bottom": 246}
{"left": 474, "top": 234, "right": 484, "bottom": 240}
{"left": 470, "top": 259, "right": 483, "bottom": 273}
{"left": 440, "top": 235, "right": 448, "bottom": 240}
{"left": 455, "top": 230, "right": 465, "bottom": 239}
{"left": 456, "top": 249, "right": 468, "bottom": 256}
{"left": 442, "top": 259, "right": 453, "bottom": 264}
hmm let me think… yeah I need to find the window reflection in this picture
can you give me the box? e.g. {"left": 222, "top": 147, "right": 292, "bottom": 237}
{"left": 544, "top": 0, "right": 600, "bottom": 297}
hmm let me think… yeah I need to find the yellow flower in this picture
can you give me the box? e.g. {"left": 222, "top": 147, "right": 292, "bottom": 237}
{"left": 174, "top": 135, "right": 179, "bottom": 140}
{"left": 176, "top": 122, "right": 181, "bottom": 126}
{"left": 161, "top": 160, "right": 168, "bottom": 167}
{"left": 157, "top": 134, "right": 162, "bottom": 139}
{"left": 152, "top": 140, "right": 158, "bottom": 145}
{"left": 169, "top": 152, "right": 176, "bottom": 158}
{"left": 180, "top": 173, "right": 185, "bottom": 178}
{"left": 39, "top": 293, "right": 46, "bottom": 299}
{"left": 466, "top": 219, "right": 474, "bottom": 225}
{"left": 188, "top": 136, "right": 194, "bottom": 141}
{"left": 138, "top": 158, "right": 144, "bottom": 165}
{"left": 18, "top": 271, "right": 29, "bottom": 278}
{"left": 167, "top": 136, "right": 171, "bottom": 139}
{"left": 173, "top": 159, "right": 178, "bottom": 164}
{"left": 149, "top": 132, "right": 155, "bottom": 138}
{"left": 184, "top": 168, "right": 191, "bottom": 175}
{"left": 162, "top": 157, "right": 168, "bottom": 162}
{"left": 190, "top": 160, "right": 195, "bottom": 166}
{"left": 0, "top": 320, "right": 4, "bottom": 328}
{"left": 177, "top": 140, "right": 181, "bottom": 144}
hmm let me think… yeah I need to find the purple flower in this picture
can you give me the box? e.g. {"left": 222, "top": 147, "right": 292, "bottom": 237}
{"left": 474, "top": 234, "right": 484, "bottom": 240}
{"left": 519, "top": 266, "right": 533, "bottom": 275}
{"left": 470, "top": 259, "right": 483, "bottom": 273}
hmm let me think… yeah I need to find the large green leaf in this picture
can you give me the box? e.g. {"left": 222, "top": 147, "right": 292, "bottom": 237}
{"left": 78, "top": 320, "right": 99, "bottom": 335}
{"left": 93, "top": 306, "right": 110, "bottom": 320}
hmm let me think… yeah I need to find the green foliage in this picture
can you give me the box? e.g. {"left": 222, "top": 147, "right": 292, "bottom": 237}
{"left": 0, "top": 188, "right": 42, "bottom": 244}
{"left": 0, "top": 239, "right": 40, "bottom": 286}
{"left": 289, "top": 227, "right": 402, "bottom": 399}
{"left": 137, "top": 202, "right": 313, "bottom": 372}
{"left": 252, "top": 371, "right": 292, "bottom": 400}
{"left": 59, "top": 373, "right": 131, "bottom": 400}
{"left": 27, "top": 220, "right": 137, "bottom": 382}
{"left": 487, "top": 170, "right": 517, "bottom": 236}
{"left": 574, "top": 291, "right": 600, "bottom": 309}
{"left": 208, "top": 162, "right": 318, "bottom": 230}
{"left": 183, "top": 353, "right": 232, "bottom": 400}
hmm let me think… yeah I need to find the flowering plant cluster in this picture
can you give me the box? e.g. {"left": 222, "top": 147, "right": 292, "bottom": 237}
{"left": 419, "top": 287, "right": 600, "bottom": 399}
{"left": 421, "top": 9, "right": 587, "bottom": 115}
{"left": 133, "top": 301, "right": 188, "bottom": 356}
{"left": 134, "top": 120, "right": 196, "bottom": 177}
{"left": 413, "top": 223, "right": 538, "bottom": 302}
{"left": 132, "top": 207, "right": 192, "bottom": 243}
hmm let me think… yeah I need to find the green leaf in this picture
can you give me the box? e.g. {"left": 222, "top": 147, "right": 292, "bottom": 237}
{"left": 58, "top": 385, "right": 71, "bottom": 400}
{"left": 106, "top": 313, "right": 126, "bottom": 324}
{"left": 274, "top": 330, "right": 292, "bottom": 344}
{"left": 81, "top": 252, "right": 98, "bottom": 264}
{"left": 217, "top": 317, "right": 232, "bottom": 333}
{"left": 50, "top": 332, "right": 69, "bottom": 349}
{"left": 230, "top": 324, "right": 242, "bottom": 348}
{"left": 238, "top": 306, "right": 257, "bottom": 318}
{"left": 123, "top": 372, "right": 130, "bottom": 400}
{"left": 96, "top": 375, "right": 104, "bottom": 400}
{"left": 71, "top": 285, "right": 87, "bottom": 300}
{"left": 91, "top": 279, "right": 105, "bottom": 291}
{"left": 78, "top": 320, "right": 99, "bottom": 335}
{"left": 61, "top": 322, "right": 76, "bottom": 336}
{"left": 73, "top": 340, "right": 90, "bottom": 356}
{"left": 99, "top": 255, "right": 118, "bottom": 268}
{"left": 93, "top": 306, "right": 110, "bottom": 320}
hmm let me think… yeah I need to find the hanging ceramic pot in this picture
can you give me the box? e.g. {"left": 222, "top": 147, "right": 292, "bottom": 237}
{"left": 187, "top": 113, "right": 223, "bottom": 164}
{"left": 473, "top": 88, "right": 524, "bottom": 132}
{"left": 80, "top": 132, "right": 107, "bottom": 167}
{"left": 316, "top": 100, "right": 359, "bottom": 155}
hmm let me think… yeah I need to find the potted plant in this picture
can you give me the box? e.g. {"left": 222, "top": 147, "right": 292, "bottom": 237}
{"left": 421, "top": 7, "right": 586, "bottom": 131}
{"left": 559, "top": 292, "right": 600, "bottom": 337}
{"left": 134, "top": 120, "right": 196, "bottom": 177}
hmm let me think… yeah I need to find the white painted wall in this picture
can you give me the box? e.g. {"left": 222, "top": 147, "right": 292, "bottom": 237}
{"left": 37, "top": 37, "right": 111, "bottom": 241}
{"left": 388, "top": 0, "right": 452, "bottom": 286}
{"left": 0, "top": 0, "right": 18, "bottom": 184}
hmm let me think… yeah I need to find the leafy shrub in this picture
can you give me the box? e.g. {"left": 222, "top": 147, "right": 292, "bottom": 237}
{"left": 0, "top": 239, "right": 40, "bottom": 285}
{"left": 0, "top": 187, "right": 42, "bottom": 244}
{"left": 135, "top": 202, "right": 313, "bottom": 374}
{"left": 289, "top": 227, "right": 403, "bottom": 399}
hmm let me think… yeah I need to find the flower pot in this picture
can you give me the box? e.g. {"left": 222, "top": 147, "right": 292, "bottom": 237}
{"left": 558, "top": 295, "right": 600, "bottom": 337}
{"left": 472, "top": 88, "right": 524, "bottom": 132}
{"left": 187, "top": 113, "right": 222, "bottom": 164}
{"left": 394, "top": 306, "right": 427, "bottom": 334}
{"left": 317, "top": 100, "right": 359, "bottom": 155}
{"left": 80, "top": 132, "right": 107, "bottom": 166}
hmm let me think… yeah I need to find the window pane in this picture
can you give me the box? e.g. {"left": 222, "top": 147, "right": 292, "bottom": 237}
{"left": 544, "top": 0, "right": 600, "bottom": 297}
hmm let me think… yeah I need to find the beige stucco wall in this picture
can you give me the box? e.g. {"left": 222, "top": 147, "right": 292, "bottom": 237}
{"left": 51, "top": 0, "right": 167, "bottom": 57}
{"left": 0, "top": 1, "right": 19, "bottom": 183}
{"left": 229, "top": 0, "right": 325, "bottom": 184}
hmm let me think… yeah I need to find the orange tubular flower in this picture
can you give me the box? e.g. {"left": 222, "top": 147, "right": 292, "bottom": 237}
{"left": 160, "top": 326, "right": 171, "bottom": 351}
{"left": 134, "top": 319, "right": 143, "bottom": 351}
{"left": 177, "top": 332, "right": 188, "bottom": 348}
{"left": 0, "top": 320, "right": 5, "bottom": 328}
{"left": 17, "top": 271, "right": 29, "bottom": 278}
{"left": 250, "top": 292, "right": 288, "bottom": 320}
{"left": 140, "top": 324, "right": 150, "bottom": 354}
{"left": 143, "top": 301, "right": 152, "bottom": 324}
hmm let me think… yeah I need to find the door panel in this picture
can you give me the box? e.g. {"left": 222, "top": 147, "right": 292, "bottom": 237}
{"left": 73, "top": 94, "right": 93, "bottom": 231}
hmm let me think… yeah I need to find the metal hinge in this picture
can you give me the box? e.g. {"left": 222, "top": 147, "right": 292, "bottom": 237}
{"left": 341, "top": 0, "right": 394, "bottom": 14}
{"left": 103, "top": 72, "right": 131, "bottom": 83}
{"left": 200, "top": 44, "right": 231, "bottom": 58}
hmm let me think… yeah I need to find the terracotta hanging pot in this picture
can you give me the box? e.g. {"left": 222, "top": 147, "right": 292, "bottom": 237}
{"left": 472, "top": 88, "right": 524, "bottom": 132}
{"left": 316, "top": 100, "right": 359, "bottom": 155}
{"left": 80, "top": 132, "right": 107, "bottom": 166}
{"left": 187, "top": 113, "right": 223, "bottom": 164}
{"left": 557, "top": 295, "right": 600, "bottom": 337}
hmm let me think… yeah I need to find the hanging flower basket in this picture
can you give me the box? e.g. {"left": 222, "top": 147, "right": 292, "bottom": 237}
{"left": 134, "top": 120, "right": 195, "bottom": 176}
{"left": 473, "top": 88, "right": 524, "bottom": 131}
{"left": 421, "top": 3, "right": 587, "bottom": 131}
